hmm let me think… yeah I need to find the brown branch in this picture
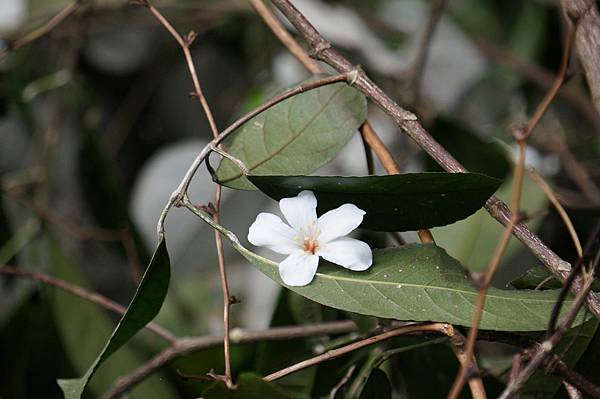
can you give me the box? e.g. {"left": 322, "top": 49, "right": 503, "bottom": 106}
{"left": 248, "top": 0, "right": 321, "bottom": 74}
{"left": 521, "top": 20, "right": 578, "bottom": 141}
{"left": 529, "top": 168, "right": 583, "bottom": 257}
{"left": 3, "top": 189, "right": 144, "bottom": 282}
{"left": 447, "top": 135, "right": 527, "bottom": 399}
{"left": 560, "top": 0, "right": 600, "bottom": 116}
{"left": 249, "top": 0, "right": 435, "bottom": 243}
{"left": 264, "top": 322, "right": 454, "bottom": 382}
{"left": 138, "top": 0, "right": 235, "bottom": 387}
{"left": 0, "top": 1, "right": 81, "bottom": 62}
{"left": 499, "top": 269, "right": 596, "bottom": 399}
{"left": 0, "top": 266, "right": 176, "bottom": 343}
{"left": 101, "top": 320, "right": 360, "bottom": 398}
{"left": 268, "top": 0, "right": 600, "bottom": 320}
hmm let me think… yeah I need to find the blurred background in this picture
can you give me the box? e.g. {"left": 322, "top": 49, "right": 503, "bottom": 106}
{"left": 1, "top": 0, "right": 600, "bottom": 397}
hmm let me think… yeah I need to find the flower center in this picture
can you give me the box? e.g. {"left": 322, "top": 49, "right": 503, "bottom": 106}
{"left": 303, "top": 237, "right": 318, "bottom": 254}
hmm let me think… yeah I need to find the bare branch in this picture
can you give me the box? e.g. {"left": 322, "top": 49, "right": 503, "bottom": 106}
{"left": 102, "top": 320, "right": 360, "bottom": 398}
{"left": 0, "top": 266, "right": 176, "bottom": 343}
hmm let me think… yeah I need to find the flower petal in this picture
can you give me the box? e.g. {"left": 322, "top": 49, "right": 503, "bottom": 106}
{"left": 317, "top": 204, "right": 365, "bottom": 243}
{"left": 279, "top": 190, "right": 317, "bottom": 231}
{"left": 317, "top": 237, "right": 372, "bottom": 271}
{"left": 248, "top": 212, "right": 299, "bottom": 255}
{"left": 278, "top": 251, "right": 319, "bottom": 286}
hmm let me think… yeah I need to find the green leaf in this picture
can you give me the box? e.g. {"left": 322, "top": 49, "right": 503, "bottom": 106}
{"left": 233, "top": 241, "right": 587, "bottom": 331}
{"left": 203, "top": 373, "right": 291, "bottom": 399}
{"left": 216, "top": 78, "right": 367, "bottom": 190}
{"left": 45, "top": 234, "right": 174, "bottom": 398}
{"left": 248, "top": 173, "right": 502, "bottom": 231}
{"left": 510, "top": 264, "right": 600, "bottom": 291}
{"left": 57, "top": 239, "right": 171, "bottom": 398}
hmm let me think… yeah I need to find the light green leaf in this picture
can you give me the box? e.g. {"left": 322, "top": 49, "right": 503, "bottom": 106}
{"left": 188, "top": 206, "right": 587, "bottom": 332}
{"left": 216, "top": 78, "right": 367, "bottom": 190}
{"left": 57, "top": 238, "right": 171, "bottom": 398}
{"left": 235, "top": 241, "right": 586, "bottom": 331}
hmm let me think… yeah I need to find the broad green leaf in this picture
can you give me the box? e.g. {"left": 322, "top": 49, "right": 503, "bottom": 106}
{"left": 510, "top": 265, "right": 600, "bottom": 291}
{"left": 45, "top": 235, "right": 174, "bottom": 398}
{"left": 216, "top": 78, "right": 367, "bottom": 190}
{"left": 57, "top": 239, "right": 171, "bottom": 398}
{"left": 248, "top": 173, "right": 502, "bottom": 231}
{"left": 203, "top": 372, "right": 291, "bottom": 399}
{"left": 231, "top": 239, "right": 587, "bottom": 331}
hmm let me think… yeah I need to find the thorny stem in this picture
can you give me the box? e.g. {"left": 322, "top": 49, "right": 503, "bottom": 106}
{"left": 0, "top": 266, "right": 176, "bottom": 343}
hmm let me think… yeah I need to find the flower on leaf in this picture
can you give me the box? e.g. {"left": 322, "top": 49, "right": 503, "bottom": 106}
{"left": 248, "top": 190, "right": 372, "bottom": 286}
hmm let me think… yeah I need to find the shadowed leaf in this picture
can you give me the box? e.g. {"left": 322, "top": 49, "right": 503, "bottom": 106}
{"left": 57, "top": 239, "right": 171, "bottom": 398}
{"left": 249, "top": 173, "right": 502, "bottom": 231}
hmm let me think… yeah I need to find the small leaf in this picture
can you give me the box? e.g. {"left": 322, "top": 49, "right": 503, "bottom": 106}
{"left": 57, "top": 239, "right": 171, "bottom": 398}
{"left": 248, "top": 173, "right": 502, "bottom": 231}
{"left": 216, "top": 78, "right": 367, "bottom": 190}
{"left": 233, "top": 241, "right": 587, "bottom": 331}
{"left": 202, "top": 373, "right": 290, "bottom": 399}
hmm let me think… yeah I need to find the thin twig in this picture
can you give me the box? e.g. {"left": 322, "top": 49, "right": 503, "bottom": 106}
{"left": 521, "top": 20, "right": 579, "bottom": 141}
{"left": 268, "top": 0, "right": 600, "bottom": 324}
{"left": 405, "top": 0, "right": 448, "bottom": 108}
{"left": 0, "top": 266, "right": 176, "bottom": 343}
{"left": 138, "top": 0, "right": 234, "bottom": 386}
{"left": 3, "top": 189, "right": 144, "bottom": 282}
{"left": 447, "top": 135, "right": 527, "bottom": 399}
{"left": 250, "top": 0, "right": 435, "bottom": 243}
{"left": 248, "top": 0, "right": 321, "bottom": 74}
{"left": 102, "top": 320, "right": 360, "bottom": 398}
{"left": 155, "top": 72, "right": 354, "bottom": 238}
{"left": 264, "top": 323, "right": 453, "bottom": 382}
{"left": 499, "top": 265, "right": 597, "bottom": 399}
{"left": 0, "top": 1, "right": 81, "bottom": 62}
{"left": 529, "top": 168, "right": 583, "bottom": 257}
{"left": 473, "top": 38, "right": 600, "bottom": 131}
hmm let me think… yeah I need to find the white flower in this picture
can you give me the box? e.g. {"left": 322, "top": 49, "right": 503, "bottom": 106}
{"left": 248, "top": 190, "right": 372, "bottom": 286}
